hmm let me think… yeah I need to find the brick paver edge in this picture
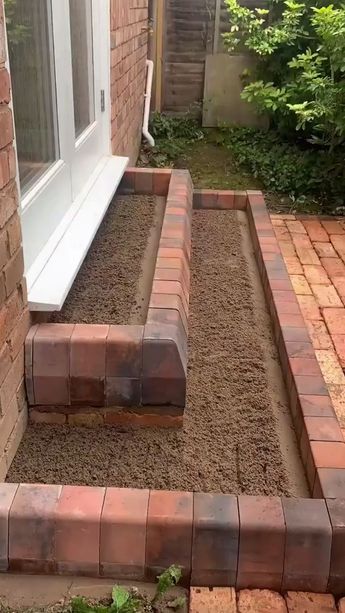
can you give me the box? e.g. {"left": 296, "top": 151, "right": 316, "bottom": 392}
{"left": 1, "top": 485, "right": 345, "bottom": 594}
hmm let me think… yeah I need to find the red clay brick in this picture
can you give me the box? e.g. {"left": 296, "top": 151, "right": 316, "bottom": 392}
{"left": 303, "top": 416, "right": 343, "bottom": 442}
{"left": 30, "top": 411, "right": 67, "bottom": 425}
{"left": 311, "top": 284, "right": 342, "bottom": 308}
{"left": 283, "top": 257, "right": 304, "bottom": 275}
{"left": 317, "top": 467, "right": 345, "bottom": 497}
{"left": 293, "top": 375, "right": 328, "bottom": 396}
{"left": 134, "top": 168, "right": 153, "bottom": 194}
{"left": 274, "top": 226, "right": 291, "bottom": 241}
{"left": 303, "top": 220, "right": 329, "bottom": 242}
{"left": 289, "top": 357, "right": 321, "bottom": 376}
{"left": 192, "top": 493, "right": 239, "bottom": 587}
{"left": 0, "top": 107, "right": 13, "bottom": 149}
{"left": 234, "top": 191, "right": 248, "bottom": 209}
{"left": 286, "top": 220, "right": 307, "bottom": 235}
{"left": 100, "top": 487, "right": 149, "bottom": 579}
{"left": 333, "top": 277, "right": 345, "bottom": 303}
{"left": 330, "top": 235, "right": 345, "bottom": 262}
{"left": 332, "top": 335, "right": 345, "bottom": 368}
{"left": 146, "top": 490, "right": 193, "bottom": 582}
{"left": 238, "top": 589, "right": 287, "bottom": 612}
{"left": 321, "top": 258, "right": 345, "bottom": 279}
{"left": 311, "top": 441, "right": 345, "bottom": 468}
{"left": 4, "top": 248, "right": 24, "bottom": 296}
{"left": 322, "top": 221, "right": 344, "bottom": 235}
{"left": 296, "top": 295, "right": 321, "bottom": 321}
{"left": 189, "top": 587, "right": 237, "bottom": 613}
{"left": 282, "top": 498, "right": 332, "bottom": 592}
{"left": 9, "top": 483, "right": 61, "bottom": 573}
{"left": 105, "top": 375, "right": 141, "bottom": 406}
{"left": 328, "top": 384, "right": 345, "bottom": 426}
{"left": 70, "top": 324, "right": 109, "bottom": 406}
{"left": 299, "top": 395, "right": 335, "bottom": 418}
{"left": 217, "top": 191, "right": 235, "bottom": 209}
{"left": 281, "top": 327, "right": 311, "bottom": 343}
{"left": 0, "top": 348, "right": 24, "bottom": 414}
{"left": 313, "top": 242, "right": 337, "bottom": 258}
{"left": 290, "top": 275, "right": 312, "bottom": 295}
{"left": 33, "top": 324, "right": 74, "bottom": 406}
{"left": 237, "top": 497, "right": 285, "bottom": 591}
{"left": 285, "top": 591, "right": 336, "bottom": 612}
{"left": 0, "top": 484, "right": 18, "bottom": 571}
{"left": 323, "top": 308, "right": 345, "bottom": 335}
{"left": 315, "top": 349, "right": 344, "bottom": 385}
{"left": 306, "top": 320, "right": 333, "bottom": 350}
{"left": 55, "top": 485, "right": 105, "bottom": 575}
{"left": 106, "top": 325, "right": 143, "bottom": 378}
{"left": 152, "top": 169, "right": 171, "bottom": 196}
{"left": 326, "top": 499, "right": 345, "bottom": 594}
{"left": 280, "top": 242, "right": 296, "bottom": 258}
{"left": 285, "top": 342, "right": 315, "bottom": 359}
{"left": 303, "top": 265, "right": 330, "bottom": 285}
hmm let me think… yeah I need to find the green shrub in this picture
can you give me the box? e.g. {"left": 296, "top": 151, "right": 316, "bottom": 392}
{"left": 223, "top": 0, "right": 345, "bottom": 150}
{"left": 216, "top": 126, "right": 345, "bottom": 207}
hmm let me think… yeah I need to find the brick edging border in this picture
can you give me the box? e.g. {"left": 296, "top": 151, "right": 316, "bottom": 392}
{"left": 194, "top": 188, "right": 345, "bottom": 499}
{"left": 6, "top": 182, "right": 345, "bottom": 594}
{"left": 24, "top": 169, "right": 193, "bottom": 424}
{"left": 2, "top": 484, "right": 345, "bottom": 594}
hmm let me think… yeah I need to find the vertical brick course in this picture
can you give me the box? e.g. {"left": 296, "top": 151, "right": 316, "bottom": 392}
{"left": 0, "top": 0, "right": 29, "bottom": 476}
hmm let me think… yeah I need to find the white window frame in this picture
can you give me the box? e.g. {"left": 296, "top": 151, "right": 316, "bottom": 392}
{"left": 6, "top": 0, "right": 129, "bottom": 311}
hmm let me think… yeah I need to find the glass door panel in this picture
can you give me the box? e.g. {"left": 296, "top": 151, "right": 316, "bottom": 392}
{"left": 69, "top": 0, "right": 95, "bottom": 139}
{"left": 6, "top": 0, "right": 58, "bottom": 193}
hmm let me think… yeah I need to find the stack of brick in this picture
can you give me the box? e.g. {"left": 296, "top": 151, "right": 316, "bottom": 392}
{"left": 0, "top": 1, "right": 29, "bottom": 478}
{"left": 110, "top": 0, "right": 149, "bottom": 163}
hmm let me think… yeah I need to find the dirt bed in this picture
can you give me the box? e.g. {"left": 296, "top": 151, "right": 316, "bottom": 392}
{"left": 51, "top": 194, "right": 163, "bottom": 326}
{"left": 8, "top": 211, "right": 308, "bottom": 496}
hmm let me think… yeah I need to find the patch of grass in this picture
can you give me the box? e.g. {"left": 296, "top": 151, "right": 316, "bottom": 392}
{"left": 141, "top": 113, "right": 345, "bottom": 215}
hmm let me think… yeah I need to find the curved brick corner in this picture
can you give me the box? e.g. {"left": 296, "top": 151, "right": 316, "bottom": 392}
{"left": 2, "top": 484, "right": 345, "bottom": 594}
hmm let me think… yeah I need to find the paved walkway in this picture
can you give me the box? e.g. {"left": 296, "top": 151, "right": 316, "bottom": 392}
{"left": 190, "top": 587, "right": 345, "bottom": 612}
{"left": 271, "top": 215, "right": 345, "bottom": 432}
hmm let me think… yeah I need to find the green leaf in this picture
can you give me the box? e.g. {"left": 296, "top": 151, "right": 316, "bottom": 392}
{"left": 112, "top": 586, "right": 130, "bottom": 611}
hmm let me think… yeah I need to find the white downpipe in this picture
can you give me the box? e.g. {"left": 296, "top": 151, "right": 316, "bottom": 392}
{"left": 143, "top": 59, "right": 155, "bottom": 147}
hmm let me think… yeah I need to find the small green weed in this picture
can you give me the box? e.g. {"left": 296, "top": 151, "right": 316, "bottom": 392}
{"left": 71, "top": 565, "right": 185, "bottom": 613}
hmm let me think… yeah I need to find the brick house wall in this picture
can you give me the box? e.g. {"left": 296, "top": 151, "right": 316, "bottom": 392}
{"left": 0, "top": 0, "right": 29, "bottom": 478}
{"left": 110, "top": 0, "right": 149, "bottom": 164}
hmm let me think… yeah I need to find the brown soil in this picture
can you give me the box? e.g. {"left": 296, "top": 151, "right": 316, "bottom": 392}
{"left": 51, "top": 195, "right": 164, "bottom": 326}
{"left": 8, "top": 211, "right": 308, "bottom": 496}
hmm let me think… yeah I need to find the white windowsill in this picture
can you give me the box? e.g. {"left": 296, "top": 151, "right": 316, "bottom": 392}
{"left": 27, "top": 155, "right": 129, "bottom": 312}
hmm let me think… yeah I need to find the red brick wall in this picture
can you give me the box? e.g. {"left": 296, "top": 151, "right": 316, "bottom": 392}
{"left": 0, "top": 0, "right": 29, "bottom": 477}
{"left": 110, "top": 0, "right": 149, "bottom": 164}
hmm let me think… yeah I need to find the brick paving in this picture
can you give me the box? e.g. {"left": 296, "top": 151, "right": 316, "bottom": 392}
{"left": 272, "top": 215, "right": 345, "bottom": 433}
{"left": 190, "top": 587, "right": 343, "bottom": 612}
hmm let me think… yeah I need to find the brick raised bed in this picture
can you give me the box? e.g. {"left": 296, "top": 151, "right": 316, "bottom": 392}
{"left": 13, "top": 172, "right": 345, "bottom": 592}
{"left": 194, "top": 188, "right": 345, "bottom": 499}
{"left": 25, "top": 169, "right": 192, "bottom": 427}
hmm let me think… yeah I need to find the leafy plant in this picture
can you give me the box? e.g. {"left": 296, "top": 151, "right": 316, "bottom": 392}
{"left": 223, "top": 0, "right": 345, "bottom": 150}
{"left": 143, "top": 112, "right": 204, "bottom": 167}
{"left": 152, "top": 565, "right": 183, "bottom": 605}
{"left": 215, "top": 125, "right": 345, "bottom": 207}
{"left": 70, "top": 565, "right": 185, "bottom": 613}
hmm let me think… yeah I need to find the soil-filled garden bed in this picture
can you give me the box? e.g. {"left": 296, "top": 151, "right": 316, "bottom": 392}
{"left": 9, "top": 211, "right": 308, "bottom": 496}
{"left": 51, "top": 194, "right": 165, "bottom": 326}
